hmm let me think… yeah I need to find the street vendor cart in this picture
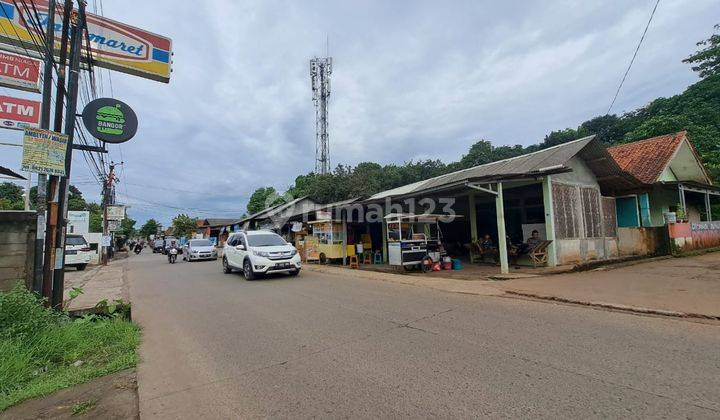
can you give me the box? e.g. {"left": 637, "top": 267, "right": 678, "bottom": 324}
{"left": 384, "top": 213, "right": 454, "bottom": 271}
{"left": 306, "top": 220, "right": 346, "bottom": 263}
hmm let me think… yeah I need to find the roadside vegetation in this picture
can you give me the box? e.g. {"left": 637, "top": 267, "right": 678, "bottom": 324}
{"left": 0, "top": 285, "right": 140, "bottom": 411}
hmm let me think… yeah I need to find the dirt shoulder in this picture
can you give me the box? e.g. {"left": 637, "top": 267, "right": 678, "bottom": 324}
{"left": 0, "top": 369, "right": 138, "bottom": 420}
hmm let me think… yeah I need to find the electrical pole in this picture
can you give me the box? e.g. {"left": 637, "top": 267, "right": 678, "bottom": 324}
{"left": 42, "top": 0, "right": 73, "bottom": 304}
{"left": 32, "top": 0, "right": 56, "bottom": 293}
{"left": 102, "top": 163, "right": 116, "bottom": 266}
{"left": 51, "top": 0, "right": 87, "bottom": 309}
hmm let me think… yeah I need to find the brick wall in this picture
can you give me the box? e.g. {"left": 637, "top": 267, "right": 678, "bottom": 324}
{"left": 0, "top": 211, "right": 37, "bottom": 291}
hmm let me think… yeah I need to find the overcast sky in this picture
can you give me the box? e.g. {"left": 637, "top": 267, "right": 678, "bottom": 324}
{"left": 0, "top": 0, "right": 716, "bottom": 226}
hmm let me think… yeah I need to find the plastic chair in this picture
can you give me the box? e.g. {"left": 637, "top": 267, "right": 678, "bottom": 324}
{"left": 373, "top": 250, "right": 383, "bottom": 264}
{"left": 348, "top": 255, "right": 359, "bottom": 269}
{"left": 362, "top": 250, "right": 373, "bottom": 264}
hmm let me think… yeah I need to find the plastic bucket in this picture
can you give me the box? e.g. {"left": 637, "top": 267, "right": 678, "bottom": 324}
{"left": 452, "top": 259, "right": 462, "bottom": 270}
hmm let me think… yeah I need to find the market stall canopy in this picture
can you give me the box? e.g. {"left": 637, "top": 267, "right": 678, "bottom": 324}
{"left": 0, "top": 165, "right": 25, "bottom": 180}
{"left": 367, "top": 136, "right": 641, "bottom": 201}
{"left": 384, "top": 213, "right": 464, "bottom": 223}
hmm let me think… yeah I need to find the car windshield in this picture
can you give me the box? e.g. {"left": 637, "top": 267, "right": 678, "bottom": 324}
{"left": 247, "top": 233, "right": 286, "bottom": 247}
{"left": 190, "top": 240, "right": 212, "bottom": 247}
{"left": 66, "top": 236, "right": 87, "bottom": 246}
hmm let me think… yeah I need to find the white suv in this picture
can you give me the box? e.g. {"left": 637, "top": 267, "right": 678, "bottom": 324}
{"left": 64, "top": 234, "right": 92, "bottom": 271}
{"left": 222, "top": 230, "right": 301, "bottom": 279}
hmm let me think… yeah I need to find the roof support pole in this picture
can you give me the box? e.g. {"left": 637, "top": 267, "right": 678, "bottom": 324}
{"left": 381, "top": 218, "right": 388, "bottom": 263}
{"left": 495, "top": 182, "right": 509, "bottom": 274}
{"left": 679, "top": 184, "right": 687, "bottom": 219}
{"left": 542, "top": 175, "right": 558, "bottom": 267}
{"left": 468, "top": 192, "right": 478, "bottom": 242}
{"left": 705, "top": 192, "right": 712, "bottom": 222}
{"left": 342, "top": 209, "right": 347, "bottom": 266}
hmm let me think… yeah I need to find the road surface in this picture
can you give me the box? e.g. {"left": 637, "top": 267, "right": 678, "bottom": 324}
{"left": 128, "top": 252, "right": 720, "bottom": 418}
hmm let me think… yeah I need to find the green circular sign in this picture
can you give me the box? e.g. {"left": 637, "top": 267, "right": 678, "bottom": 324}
{"left": 81, "top": 98, "right": 138, "bottom": 143}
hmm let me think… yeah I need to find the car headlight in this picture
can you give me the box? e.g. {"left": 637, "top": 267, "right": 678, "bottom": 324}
{"left": 290, "top": 249, "right": 297, "bottom": 257}
{"left": 253, "top": 250, "right": 270, "bottom": 257}
{"left": 192, "top": 250, "right": 199, "bottom": 254}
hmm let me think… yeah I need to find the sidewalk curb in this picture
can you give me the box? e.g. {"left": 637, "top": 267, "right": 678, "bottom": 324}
{"left": 503, "top": 290, "right": 720, "bottom": 321}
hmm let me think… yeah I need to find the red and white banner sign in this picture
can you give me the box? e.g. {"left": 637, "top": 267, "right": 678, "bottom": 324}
{"left": 0, "top": 51, "right": 41, "bottom": 93}
{"left": 0, "top": 95, "right": 40, "bottom": 130}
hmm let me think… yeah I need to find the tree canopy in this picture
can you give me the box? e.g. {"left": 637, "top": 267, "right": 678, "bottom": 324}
{"left": 172, "top": 214, "right": 198, "bottom": 239}
{"left": 0, "top": 182, "right": 25, "bottom": 210}
{"left": 139, "top": 219, "right": 160, "bottom": 239}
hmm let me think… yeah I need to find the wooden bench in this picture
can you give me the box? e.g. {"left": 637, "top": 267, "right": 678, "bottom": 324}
{"left": 527, "top": 240, "right": 553, "bottom": 267}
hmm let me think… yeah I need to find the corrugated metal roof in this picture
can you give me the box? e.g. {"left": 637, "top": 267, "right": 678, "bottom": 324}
{"left": 369, "top": 136, "right": 596, "bottom": 200}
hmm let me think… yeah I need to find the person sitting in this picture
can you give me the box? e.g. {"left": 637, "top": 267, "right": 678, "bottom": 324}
{"left": 480, "top": 234, "right": 494, "bottom": 251}
{"left": 520, "top": 230, "right": 542, "bottom": 254}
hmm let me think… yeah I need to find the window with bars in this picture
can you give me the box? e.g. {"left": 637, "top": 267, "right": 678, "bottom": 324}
{"left": 553, "top": 183, "right": 580, "bottom": 239}
{"left": 581, "top": 187, "right": 602, "bottom": 238}
{"left": 602, "top": 197, "right": 617, "bottom": 237}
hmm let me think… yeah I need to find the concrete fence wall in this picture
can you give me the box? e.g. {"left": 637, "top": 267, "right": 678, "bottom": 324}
{"left": 0, "top": 211, "right": 37, "bottom": 291}
{"left": 617, "top": 227, "right": 670, "bottom": 257}
{"left": 669, "top": 221, "right": 720, "bottom": 252}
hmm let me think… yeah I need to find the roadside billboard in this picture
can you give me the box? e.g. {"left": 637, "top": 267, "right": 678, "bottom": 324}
{"left": 106, "top": 205, "right": 126, "bottom": 221}
{"left": 0, "top": 0, "right": 172, "bottom": 83}
{"left": 0, "top": 95, "right": 40, "bottom": 130}
{"left": 0, "top": 51, "right": 41, "bottom": 92}
{"left": 21, "top": 127, "right": 68, "bottom": 176}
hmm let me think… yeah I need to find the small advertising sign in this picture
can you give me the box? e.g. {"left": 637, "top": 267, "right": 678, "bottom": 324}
{"left": 21, "top": 127, "right": 68, "bottom": 176}
{"left": 0, "top": 51, "right": 41, "bottom": 92}
{"left": 107, "top": 220, "right": 122, "bottom": 232}
{"left": 101, "top": 235, "right": 112, "bottom": 247}
{"left": 106, "top": 205, "right": 126, "bottom": 221}
{"left": 81, "top": 98, "right": 138, "bottom": 143}
{"left": 0, "top": 95, "right": 40, "bottom": 130}
{"left": 0, "top": 0, "right": 172, "bottom": 83}
{"left": 67, "top": 211, "right": 90, "bottom": 234}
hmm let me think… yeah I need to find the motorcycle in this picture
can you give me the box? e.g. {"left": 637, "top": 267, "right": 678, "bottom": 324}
{"left": 134, "top": 244, "right": 143, "bottom": 255}
{"left": 167, "top": 247, "right": 178, "bottom": 264}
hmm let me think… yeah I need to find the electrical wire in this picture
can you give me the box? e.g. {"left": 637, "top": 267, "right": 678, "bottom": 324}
{"left": 606, "top": 0, "right": 661, "bottom": 114}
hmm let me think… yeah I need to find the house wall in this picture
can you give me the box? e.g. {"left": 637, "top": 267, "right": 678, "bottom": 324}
{"left": 551, "top": 157, "right": 618, "bottom": 265}
{"left": 0, "top": 211, "right": 36, "bottom": 291}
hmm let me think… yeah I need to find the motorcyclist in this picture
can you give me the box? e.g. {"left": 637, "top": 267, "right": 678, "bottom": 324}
{"left": 134, "top": 241, "right": 143, "bottom": 254}
{"left": 167, "top": 244, "right": 178, "bottom": 263}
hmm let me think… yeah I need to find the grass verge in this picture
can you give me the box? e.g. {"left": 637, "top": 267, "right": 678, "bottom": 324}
{"left": 0, "top": 284, "right": 141, "bottom": 411}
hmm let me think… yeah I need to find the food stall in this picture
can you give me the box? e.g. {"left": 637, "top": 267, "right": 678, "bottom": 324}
{"left": 306, "top": 220, "right": 347, "bottom": 263}
{"left": 384, "top": 213, "right": 453, "bottom": 270}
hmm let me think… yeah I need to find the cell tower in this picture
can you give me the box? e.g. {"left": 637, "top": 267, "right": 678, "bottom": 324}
{"left": 310, "top": 56, "right": 332, "bottom": 175}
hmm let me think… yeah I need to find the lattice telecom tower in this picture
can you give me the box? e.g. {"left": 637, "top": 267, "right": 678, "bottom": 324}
{"left": 310, "top": 56, "right": 332, "bottom": 174}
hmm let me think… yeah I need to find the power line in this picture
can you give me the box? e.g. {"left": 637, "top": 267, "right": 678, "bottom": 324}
{"left": 606, "top": 0, "right": 661, "bottom": 114}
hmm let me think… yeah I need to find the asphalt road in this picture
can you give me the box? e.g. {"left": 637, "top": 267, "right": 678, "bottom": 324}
{"left": 128, "top": 252, "right": 720, "bottom": 419}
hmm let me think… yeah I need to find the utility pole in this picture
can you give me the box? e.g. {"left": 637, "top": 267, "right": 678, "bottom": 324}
{"left": 101, "top": 163, "right": 116, "bottom": 266}
{"left": 42, "top": 0, "right": 73, "bottom": 304}
{"left": 51, "top": 0, "right": 87, "bottom": 309}
{"left": 32, "top": 0, "right": 56, "bottom": 293}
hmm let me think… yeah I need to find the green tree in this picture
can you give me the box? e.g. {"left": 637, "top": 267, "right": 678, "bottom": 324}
{"left": 0, "top": 182, "right": 24, "bottom": 210}
{"left": 67, "top": 185, "right": 87, "bottom": 211}
{"left": 172, "top": 214, "right": 197, "bottom": 239}
{"left": 246, "top": 187, "right": 286, "bottom": 214}
{"left": 683, "top": 24, "right": 720, "bottom": 78}
{"left": 120, "top": 217, "right": 137, "bottom": 238}
{"left": 86, "top": 202, "right": 103, "bottom": 233}
{"left": 139, "top": 219, "right": 160, "bottom": 239}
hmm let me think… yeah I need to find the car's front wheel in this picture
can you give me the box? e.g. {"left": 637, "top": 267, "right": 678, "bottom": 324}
{"left": 289, "top": 269, "right": 300, "bottom": 277}
{"left": 243, "top": 259, "right": 256, "bottom": 280}
{"left": 76, "top": 264, "right": 87, "bottom": 271}
{"left": 222, "top": 257, "right": 232, "bottom": 274}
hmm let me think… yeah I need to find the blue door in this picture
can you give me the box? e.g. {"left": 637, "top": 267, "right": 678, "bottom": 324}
{"left": 616, "top": 196, "right": 640, "bottom": 228}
